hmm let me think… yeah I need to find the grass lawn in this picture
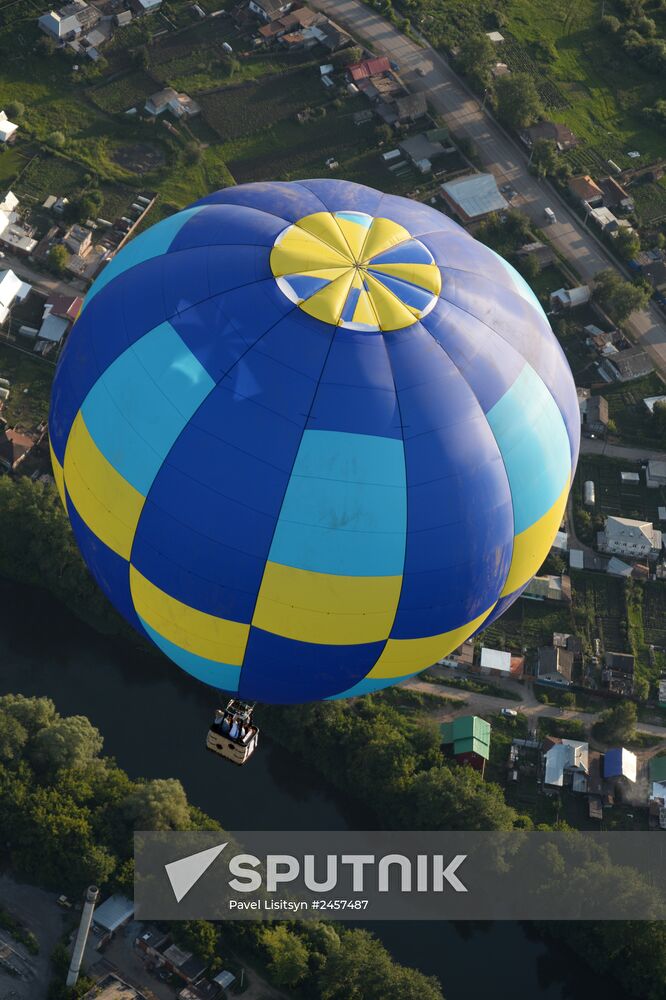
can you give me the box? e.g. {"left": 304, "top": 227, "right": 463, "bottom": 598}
{"left": 0, "top": 343, "right": 54, "bottom": 430}
{"left": 0, "top": 146, "right": 30, "bottom": 188}
{"left": 505, "top": 0, "right": 666, "bottom": 167}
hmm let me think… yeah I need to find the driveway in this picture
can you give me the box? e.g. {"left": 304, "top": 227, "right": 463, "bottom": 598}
{"left": 311, "top": 0, "right": 666, "bottom": 376}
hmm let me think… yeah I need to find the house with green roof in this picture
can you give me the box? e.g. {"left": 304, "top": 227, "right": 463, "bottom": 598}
{"left": 439, "top": 715, "right": 491, "bottom": 775}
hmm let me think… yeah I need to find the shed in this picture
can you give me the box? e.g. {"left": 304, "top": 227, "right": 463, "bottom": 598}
{"left": 92, "top": 894, "right": 134, "bottom": 933}
{"left": 603, "top": 747, "right": 637, "bottom": 782}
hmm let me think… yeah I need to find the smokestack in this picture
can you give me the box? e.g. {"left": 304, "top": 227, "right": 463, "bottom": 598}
{"left": 66, "top": 885, "right": 99, "bottom": 987}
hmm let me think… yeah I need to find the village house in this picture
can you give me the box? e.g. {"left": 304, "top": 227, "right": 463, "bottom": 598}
{"left": 439, "top": 716, "right": 491, "bottom": 775}
{"left": 598, "top": 175, "right": 634, "bottom": 213}
{"left": 0, "top": 425, "right": 40, "bottom": 472}
{"left": 37, "top": 292, "right": 83, "bottom": 350}
{"left": 145, "top": 87, "right": 200, "bottom": 118}
{"left": 0, "top": 269, "right": 31, "bottom": 326}
{"left": 580, "top": 394, "right": 609, "bottom": 437}
{"left": 248, "top": 0, "right": 291, "bottom": 21}
{"left": 0, "top": 192, "right": 38, "bottom": 255}
{"left": 38, "top": 0, "right": 100, "bottom": 41}
{"left": 543, "top": 736, "right": 589, "bottom": 789}
{"left": 601, "top": 651, "right": 635, "bottom": 695}
{"left": 537, "top": 644, "right": 574, "bottom": 686}
{"left": 515, "top": 241, "right": 556, "bottom": 271}
{"left": 399, "top": 132, "right": 447, "bottom": 173}
{"left": 568, "top": 174, "right": 603, "bottom": 207}
{"left": 258, "top": 6, "right": 317, "bottom": 41}
{"left": 646, "top": 459, "right": 666, "bottom": 488}
{"left": 598, "top": 515, "right": 661, "bottom": 558}
{"left": 436, "top": 639, "right": 475, "bottom": 669}
{"left": 63, "top": 223, "right": 92, "bottom": 257}
{"left": 521, "top": 120, "right": 578, "bottom": 152}
{"left": 603, "top": 747, "right": 637, "bottom": 784}
{"left": 0, "top": 110, "right": 18, "bottom": 144}
{"left": 479, "top": 646, "right": 525, "bottom": 678}
{"left": 136, "top": 927, "right": 208, "bottom": 986}
{"left": 599, "top": 345, "right": 654, "bottom": 382}
{"left": 523, "top": 574, "right": 571, "bottom": 602}
{"left": 633, "top": 249, "right": 666, "bottom": 292}
{"left": 131, "top": 0, "right": 162, "bottom": 15}
{"left": 393, "top": 92, "right": 427, "bottom": 124}
{"left": 440, "top": 173, "right": 508, "bottom": 224}
{"left": 550, "top": 285, "right": 591, "bottom": 310}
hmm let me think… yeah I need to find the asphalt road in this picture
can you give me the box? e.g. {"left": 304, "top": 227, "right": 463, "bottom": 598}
{"left": 312, "top": 0, "right": 666, "bottom": 375}
{"left": 579, "top": 436, "right": 666, "bottom": 463}
{"left": 1, "top": 251, "right": 86, "bottom": 300}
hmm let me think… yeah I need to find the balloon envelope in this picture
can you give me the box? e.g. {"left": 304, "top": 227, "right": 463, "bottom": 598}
{"left": 48, "top": 180, "right": 579, "bottom": 703}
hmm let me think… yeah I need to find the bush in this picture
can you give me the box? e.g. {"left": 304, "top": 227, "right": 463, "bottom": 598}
{"left": 601, "top": 14, "right": 621, "bottom": 32}
{"left": 46, "top": 130, "right": 66, "bottom": 149}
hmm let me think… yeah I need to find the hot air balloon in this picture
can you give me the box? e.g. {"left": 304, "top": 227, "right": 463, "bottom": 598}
{"left": 48, "top": 179, "right": 579, "bottom": 759}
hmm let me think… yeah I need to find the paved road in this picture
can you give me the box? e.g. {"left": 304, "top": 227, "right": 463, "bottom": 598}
{"left": 580, "top": 436, "right": 666, "bottom": 463}
{"left": 313, "top": 0, "right": 666, "bottom": 375}
{"left": 404, "top": 670, "right": 666, "bottom": 745}
{"left": 1, "top": 250, "right": 85, "bottom": 300}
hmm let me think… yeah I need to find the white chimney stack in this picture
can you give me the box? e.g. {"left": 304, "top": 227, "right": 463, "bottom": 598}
{"left": 66, "top": 885, "right": 99, "bottom": 987}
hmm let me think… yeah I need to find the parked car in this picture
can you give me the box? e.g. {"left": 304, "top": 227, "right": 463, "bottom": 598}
{"left": 501, "top": 708, "right": 518, "bottom": 718}
{"left": 544, "top": 207, "right": 556, "bottom": 223}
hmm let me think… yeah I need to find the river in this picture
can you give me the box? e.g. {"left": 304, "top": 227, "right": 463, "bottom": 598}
{"left": 0, "top": 578, "right": 624, "bottom": 1000}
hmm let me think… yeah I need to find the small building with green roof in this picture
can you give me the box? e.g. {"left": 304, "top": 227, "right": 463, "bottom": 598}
{"left": 439, "top": 715, "right": 491, "bottom": 775}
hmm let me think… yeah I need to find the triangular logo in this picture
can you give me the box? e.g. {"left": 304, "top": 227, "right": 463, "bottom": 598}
{"left": 165, "top": 843, "right": 227, "bottom": 903}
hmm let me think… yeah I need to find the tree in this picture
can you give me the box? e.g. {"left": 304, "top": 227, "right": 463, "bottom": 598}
{"left": 592, "top": 702, "right": 637, "bottom": 744}
{"left": 601, "top": 14, "right": 621, "bottom": 32}
{"left": 0, "top": 710, "right": 28, "bottom": 764}
{"left": 121, "top": 778, "right": 192, "bottom": 830}
{"left": 37, "top": 35, "right": 57, "bottom": 56}
{"left": 317, "top": 929, "right": 444, "bottom": 1000}
{"left": 494, "top": 73, "right": 542, "bottom": 128}
{"left": 374, "top": 123, "right": 394, "bottom": 144}
{"left": 29, "top": 715, "right": 103, "bottom": 773}
{"left": 652, "top": 400, "right": 666, "bottom": 442}
{"left": 514, "top": 250, "right": 540, "bottom": 283}
{"left": 48, "top": 244, "right": 69, "bottom": 274}
{"left": 457, "top": 33, "right": 495, "bottom": 88}
{"left": 261, "top": 926, "right": 310, "bottom": 987}
{"left": 614, "top": 227, "right": 641, "bottom": 261}
{"left": 46, "top": 130, "right": 65, "bottom": 149}
{"left": 593, "top": 269, "right": 650, "bottom": 322}
{"left": 531, "top": 138, "right": 558, "bottom": 177}
{"left": 5, "top": 100, "right": 25, "bottom": 119}
{"left": 175, "top": 921, "right": 218, "bottom": 963}
{"left": 331, "top": 45, "right": 362, "bottom": 68}
{"left": 403, "top": 763, "right": 517, "bottom": 831}
{"left": 0, "top": 694, "right": 57, "bottom": 735}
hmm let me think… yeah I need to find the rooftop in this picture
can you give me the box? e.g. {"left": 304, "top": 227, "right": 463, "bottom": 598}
{"left": 92, "top": 894, "right": 133, "bottom": 933}
{"left": 348, "top": 55, "right": 390, "bottom": 81}
{"left": 568, "top": 174, "right": 604, "bottom": 202}
{"left": 480, "top": 646, "right": 511, "bottom": 672}
{"left": 440, "top": 172, "right": 507, "bottom": 220}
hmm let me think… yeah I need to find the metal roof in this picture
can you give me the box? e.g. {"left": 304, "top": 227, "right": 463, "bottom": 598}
{"left": 92, "top": 894, "right": 134, "bottom": 933}
{"left": 603, "top": 747, "right": 637, "bottom": 782}
{"left": 441, "top": 173, "right": 507, "bottom": 219}
{"left": 480, "top": 646, "right": 511, "bottom": 672}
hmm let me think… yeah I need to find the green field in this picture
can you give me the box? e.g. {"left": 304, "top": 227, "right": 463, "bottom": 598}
{"left": 504, "top": 0, "right": 666, "bottom": 167}
{"left": 477, "top": 595, "right": 574, "bottom": 658}
{"left": 570, "top": 570, "right": 630, "bottom": 654}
